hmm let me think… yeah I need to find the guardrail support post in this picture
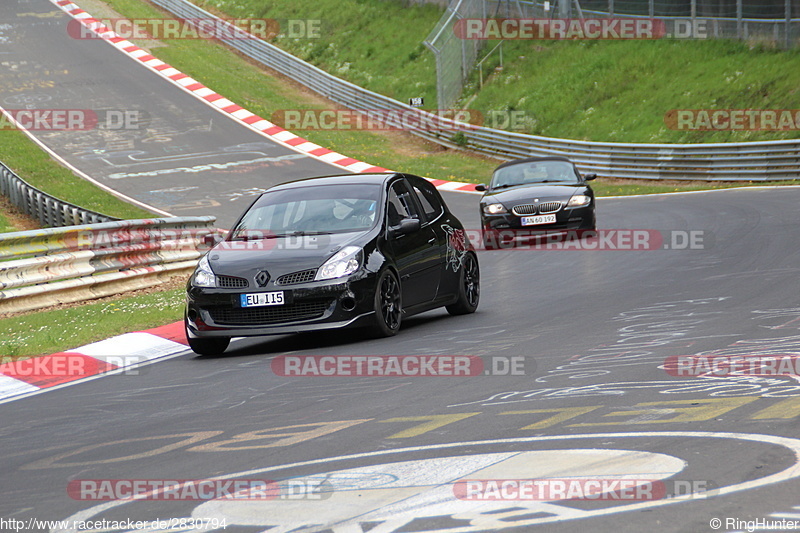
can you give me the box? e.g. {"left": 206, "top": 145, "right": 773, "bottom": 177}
{"left": 737, "top": 0, "right": 743, "bottom": 41}
{"left": 559, "top": 0, "right": 571, "bottom": 18}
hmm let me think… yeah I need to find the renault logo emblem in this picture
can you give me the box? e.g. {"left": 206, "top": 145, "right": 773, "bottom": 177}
{"left": 255, "top": 271, "right": 270, "bottom": 287}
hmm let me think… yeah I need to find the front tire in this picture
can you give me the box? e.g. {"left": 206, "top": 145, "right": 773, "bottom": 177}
{"left": 446, "top": 252, "right": 480, "bottom": 315}
{"left": 371, "top": 269, "right": 402, "bottom": 337}
{"left": 185, "top": 318, "right": 230, "bottom": 355}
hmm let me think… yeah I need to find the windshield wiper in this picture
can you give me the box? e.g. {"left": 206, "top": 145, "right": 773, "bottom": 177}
{"left": 230, "top": 230, "right": 336, "bottom": 241}
{"left": 269, "top": 230, "right": 336, "bottom": 238}
{"left": 229, "top": 233, "right": 267, "bottom": 242}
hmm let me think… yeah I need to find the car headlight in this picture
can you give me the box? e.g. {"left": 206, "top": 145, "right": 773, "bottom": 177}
{"left": 192, "top": 255, "right": 216, "bottom": 287}
{"left": 567, "top": 194, "right": 591, "bottom": 207}
{"left": 483, "top": 203, "right": 508, "bottom": 215}
{"left": 315, "top": 246, "right": 362, "bottom": 281}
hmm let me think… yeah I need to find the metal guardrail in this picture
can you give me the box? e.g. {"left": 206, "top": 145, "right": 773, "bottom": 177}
{"left": 0, "top": 160, "right": 117, "bottom": 227}
{"left": 0, "top": 217, "right": 216, "bottom": 314}
{"left": 151, "top": 0, "right": 800, "bottom": 181}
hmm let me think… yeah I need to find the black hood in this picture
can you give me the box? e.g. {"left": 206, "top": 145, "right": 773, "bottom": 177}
{"left": 207, "top": 231, "right": 369, "bottom": 278}
{"left": 481, "top": 183, "right": 590, "bottom": 205}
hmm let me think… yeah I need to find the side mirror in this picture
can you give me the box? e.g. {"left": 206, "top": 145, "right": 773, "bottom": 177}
{"left": 203, "top": 232, "right": 224, "bottom": 247}
{"left": 475, "top": 183, "right": 487, "bottom": 192}
{"left": 584, "top": 173, "right": 597, "bottom": 181}
{"left": 389, "top": 218, "right": 421, "bottom": 238}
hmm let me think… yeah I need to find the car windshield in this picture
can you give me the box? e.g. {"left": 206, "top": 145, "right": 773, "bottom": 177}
{"left": 491, "top": 161, "right": 579, "bottom": 189}
{"left": 230, "top": 184, "right": 382, "bottom": 239}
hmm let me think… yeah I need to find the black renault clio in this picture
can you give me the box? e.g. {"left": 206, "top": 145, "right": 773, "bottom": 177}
{"left": 185, "top": 173, "right": 480, "bottom": 355}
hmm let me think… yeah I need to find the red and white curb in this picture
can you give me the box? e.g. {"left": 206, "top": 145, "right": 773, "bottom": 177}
{"left": 50, "top": 0, "right": 481, "bottom": 194}
{"left": 0, "top": 321, "right": 186, "bottom": 402}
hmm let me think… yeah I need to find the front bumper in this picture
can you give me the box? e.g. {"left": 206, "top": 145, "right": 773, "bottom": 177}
{"left": 480, "top": 205, "right": 594, "bottom": 245}
{"left": 186, "top": 271, "right": 377, "bottom": 338}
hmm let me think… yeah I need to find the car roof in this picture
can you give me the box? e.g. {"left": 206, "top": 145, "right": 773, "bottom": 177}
{"left": 495, "top": 156, "right": 573, "bottom": 171}
{"left": 268, "top": 172, "right": 400, "bottom": 191}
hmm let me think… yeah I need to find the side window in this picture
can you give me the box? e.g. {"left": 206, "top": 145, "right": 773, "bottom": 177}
{"left": 409, "top": 178, "right": 444, "bottom": 221}
{"left": 387, "top": 181, "right": 419, "bottom": 226}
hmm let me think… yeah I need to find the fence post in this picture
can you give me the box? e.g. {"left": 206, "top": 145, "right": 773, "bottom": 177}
{"left": 736, "top": 0, "right": 742, "bottom": 41}
{"left": 608, "top": 0, "right": 614, "bottom": 17}
{"left": 786, "top": 0, "right": 792, "bottom": 49}
{"left": 559, "top": 0, "right": 571, "bottom": 18}
{"left": 691, "top": 0, "right": 696, "bottom": 31}
{"left": 649, "top": 0, "right": 654, "bottom": 18}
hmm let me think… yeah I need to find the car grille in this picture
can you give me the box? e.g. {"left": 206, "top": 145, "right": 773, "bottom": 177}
{"left": 538, "top": 201, "right": 563, "bottom": 214}
{"left": 217, "top": 275, "right": 249, "bottom": 289}
{"left": 208, "top": 300, "right": 332, "bottom": 326}
{"left": 511, "top": 202, "right": 563, "bottom": 216}
{"left": 276, "top": 269, "right": 317, "bottom": 285}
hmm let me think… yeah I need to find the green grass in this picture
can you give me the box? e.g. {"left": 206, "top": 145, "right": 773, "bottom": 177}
{"left": 193, "top": 0, "right": 442, "bottom": 106}
{"left": 0, "top": 128, "right": 154, "bottom": 225}
{"left": 463, "top": 39, "right": 800, "bottom": 143}
{"left": 0, "top": 212, "right": 15, "bottom": 233}
{"left": 0, "top": 287, "right": 184, "bottom": 358}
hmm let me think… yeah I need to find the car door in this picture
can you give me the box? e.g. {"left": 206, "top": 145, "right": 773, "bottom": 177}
{"left": 407, "top": 176, "right": 458, "bottom": 298}
{"left": 386, "top": 179, "right": 442, "bottom": 308}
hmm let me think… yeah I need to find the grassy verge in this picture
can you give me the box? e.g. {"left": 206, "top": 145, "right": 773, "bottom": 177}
{"left": 0, "top": 286, "right": 185, "bottom": 358}
{"left": 0, "top": 128, "right": 155, "bottom": 227}
{"left": 591, "top": 178, "right": 800, "bottom": 196}
{"left": 463, "top": 39, "right": 800, "bottom": 143}
{"left": 0, "top": 213, "right": 14, "bottom": 233}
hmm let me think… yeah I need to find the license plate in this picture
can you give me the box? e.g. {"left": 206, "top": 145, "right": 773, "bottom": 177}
{"left": 240, "top": 291, "right": 285, "bottom": 307}
{"left": 521, "top": 214, "right": 557, "bottom": 226}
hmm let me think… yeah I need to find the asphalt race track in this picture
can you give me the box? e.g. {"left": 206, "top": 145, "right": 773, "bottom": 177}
{"left": 4, "top": 1, "right": 800, "bottom": 532}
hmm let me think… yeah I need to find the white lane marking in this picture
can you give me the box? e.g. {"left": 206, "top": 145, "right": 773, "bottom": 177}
{"left": 77, "top": 332, "right": 186, "bottom": 360}
{"left": 193, "top": 449, "right": 685, "bottom": 529}
{"left": 52, "top": 432, "right": 800, "bottom": 533}
{"left": 0, "top": 348, "right": 192, "bottom": 406}
{"left": 0, "top": 374, "right": 39, "bottom": 398}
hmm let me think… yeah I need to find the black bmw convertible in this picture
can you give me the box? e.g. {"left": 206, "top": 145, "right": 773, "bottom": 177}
{"left": 185, "top": 173, "right": 480, "bottom": 355}
{"left": 476, "top": 156, "right": 596, "bottom": 249}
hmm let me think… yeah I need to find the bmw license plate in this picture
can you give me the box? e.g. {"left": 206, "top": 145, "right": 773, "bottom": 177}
{"left": 240, "top": 291, "right": 284, "bottom": 307}
{"left": 521, "top": 214, "right": 557, "bottom": 226}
